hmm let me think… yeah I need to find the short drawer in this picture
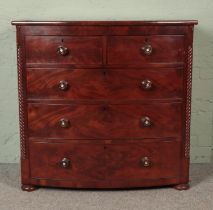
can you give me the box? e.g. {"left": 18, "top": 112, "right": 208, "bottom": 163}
{"left": 25, "top": 36, "right": 103, "bottom": 65}
{"left": 28, "top": 103, "right": 182, "bottom": 139}
{"left": 27, "top": 68, "right": 182, "bottom": 100}
{"left": 108, "top": 35, "right": 184, "bottom": 64}
{"left": 29, "top": 140, "right": 180, "bottom": 182}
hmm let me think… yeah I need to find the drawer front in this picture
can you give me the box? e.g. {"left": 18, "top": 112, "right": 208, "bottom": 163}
{"left": 29, "top": 141, "right": 105, "bottom": 180}
{"left": 28, "top": 103, "right": 182, "bottom": 139}
{"left": 29, "top": 140, "right": 180, "bottom": 181}
{"left": 27, "top": 68, "right": 182, "bottom": 100}
{"left": 108, "top": 35, "right": 184, "bottom": 64}
{"left": 105, "top": 140, "right": 181, "bottom": 180}
{"left": 25, "top": 36, "right": 103, "bottom": 64}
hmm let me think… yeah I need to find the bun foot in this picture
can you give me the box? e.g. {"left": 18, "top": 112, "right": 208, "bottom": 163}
{"left": 21, "top": 184, "right": 37, "bottom": 192}
{"left": 173, "top": 183, "right": 190, "bottom": 190}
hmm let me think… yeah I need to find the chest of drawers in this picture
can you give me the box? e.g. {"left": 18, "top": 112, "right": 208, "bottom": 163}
{"left": 12, "top": 20, "right": 198, "bottom": 191}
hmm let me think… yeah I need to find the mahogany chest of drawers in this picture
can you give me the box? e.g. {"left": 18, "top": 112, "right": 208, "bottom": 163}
{"left": 12, "top": 20, "right": 198, "bottom": 191}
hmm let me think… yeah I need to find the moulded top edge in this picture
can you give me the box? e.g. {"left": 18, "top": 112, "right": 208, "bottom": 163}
{"left": 11, "top": 20, "right": 198, "bottom": 26}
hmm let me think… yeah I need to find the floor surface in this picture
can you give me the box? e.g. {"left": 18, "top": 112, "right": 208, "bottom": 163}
{"left": 0, "top": 163, "right": 213, "bottom": 210}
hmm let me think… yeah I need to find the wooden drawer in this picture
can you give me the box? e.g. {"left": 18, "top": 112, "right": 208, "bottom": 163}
{"left": 29, "top": 140, "right": 180, "bottom": 182}
{"left": 108, "top": 35, "right": 184, "bottom": 64}
{"left": 28, "top": 103, "right": 182, "bottom": 139}
{"left": 25, "top": 36, "right": 103, "bottom": 65}
{"left": 29, "top": 141, "right": 105, "bottom": 180}
{"left": 105, "top": 140, "right": 181, "bottom": 180}
{"left": 27, "top": 68, "right": 183, "bottom": 100}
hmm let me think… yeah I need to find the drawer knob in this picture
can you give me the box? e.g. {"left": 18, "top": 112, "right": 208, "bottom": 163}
{"left": 60, "top": 158, "right": 71, "bottom": 168}
{"left": 141, "top": 157, "right": 151, "bottom": 167}
{"left": 59, "top": 118, "right": 70, "bottom": 128}
{"left": 59, "top": 80, "right": 69, "bottom": 91}
{"left": 141, "top": 79, "right": 152, "bottom": 90}
{"left": 57, "top": 46, "right": 69, "bottom": 56}
{"left": 141, "top": 44, "right": 152, "bottom": 55}
{"left": 141, "top": 116, "right": 152, "bottom": 127}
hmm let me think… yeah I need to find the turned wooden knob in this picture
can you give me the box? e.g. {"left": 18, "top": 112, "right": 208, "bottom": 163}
{"left": 141, "top": 44, "right": 152, "bottom": 55}
{"left": 141, "top": 157, "right": 151, "bottom": 167}
{"left": 60, "top": 158, "right": 71, "bottom": 168}
{"left": 141, "top": 116, "right": 152, "bottom": 127}
{"left": 59, "top": 118, "right": 70, "bottom": 128}
{"left": 58, "top": 80, "right": 69, "bottom": 91}
{"left": 141, "top": 79, "right": 152, "bottom": 90}
{"left": 57, "top": 46, "right": 69, "bottom": 56}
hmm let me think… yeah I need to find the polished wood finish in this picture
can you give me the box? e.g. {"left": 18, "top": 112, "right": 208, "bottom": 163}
{"left": 27, "top": 68, "right": 183, "bottom": 100}
{"left": 28, "top": 103, "right": 182, "bottom": 139}
{"left": 108, "top": 36, "right": 184, "bottom": 64}
{"left": 21, "top": 184, "right": 37, "bottom": 192}
{"left": 25, "top": 36, "right": 103, "bottom": 65}
{"left": 11, "top": 20, "right": 198, "bottom": 26}
{"left": 173, "top": 183, "right": 190, "bottom": 190}
{"left": 29, "top": 140, "right": 180, "bottom": 182}
{"left": 12, "top": 20, "right": 197, "bottom": 191}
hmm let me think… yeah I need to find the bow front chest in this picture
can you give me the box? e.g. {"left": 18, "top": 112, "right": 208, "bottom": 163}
{"left": 12, "top": 20, "right": 198, "bottom": 191}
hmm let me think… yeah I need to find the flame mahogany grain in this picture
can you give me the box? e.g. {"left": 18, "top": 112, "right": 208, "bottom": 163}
{"left": 12, "top": 20, "right": 197, "bottom": 191}
{"left": 28, "top": 103, "right": 182, "bottom": 139}
{"left": 29, "top": 140, "right": 180, "bottom": 183}
{"left": 108, "top": 35, "right": 185, "bottom": 64}
{"left": 27, "top": 68, "right": 183, "bottom": 100}
{"left": 25, "top": 36, "right": 103, "bottom": 65}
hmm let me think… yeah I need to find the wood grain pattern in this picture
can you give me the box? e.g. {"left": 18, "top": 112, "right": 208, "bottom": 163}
{"left": 20, "top": 25, "right": 190, "bottom": 38}
{"left": 29, "top": 140, "right": 180, "bottom": 183}
{"left": 12, "top": 20, "right": 197, "bottom": 190}
{"left": 30, "top": 141, "right": 105, "bottom": 181}
{"left": 105, "top": 140, "right": 180, "bottom": 180}
{"left": 108, "top": 35, "right": 184, "bottom": 64}
{"left": 27, "top": 68, "right": 183, "bottom": 100}
{"left": 25, "top": 36, "right": 103, "bottom": 65}
{"left": 28, "top": 103, "right": 182, "bottom": 139}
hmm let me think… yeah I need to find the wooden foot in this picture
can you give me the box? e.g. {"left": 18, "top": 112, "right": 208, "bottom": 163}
{"left": 21, "top": 184, "right": 37, "bottom": 192}
{"left": 173, "top": 183, "right": 190, "bottom": 190}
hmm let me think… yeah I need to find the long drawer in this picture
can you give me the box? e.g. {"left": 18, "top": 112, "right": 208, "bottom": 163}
{"left": 27, "top": 68, "right": 183, "bottom": 100}
{"left": 28, "top": 103, "right": 182, "bottom": 139}
{"left": 29, "top": 140, "right": 181, "bottom": 182}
